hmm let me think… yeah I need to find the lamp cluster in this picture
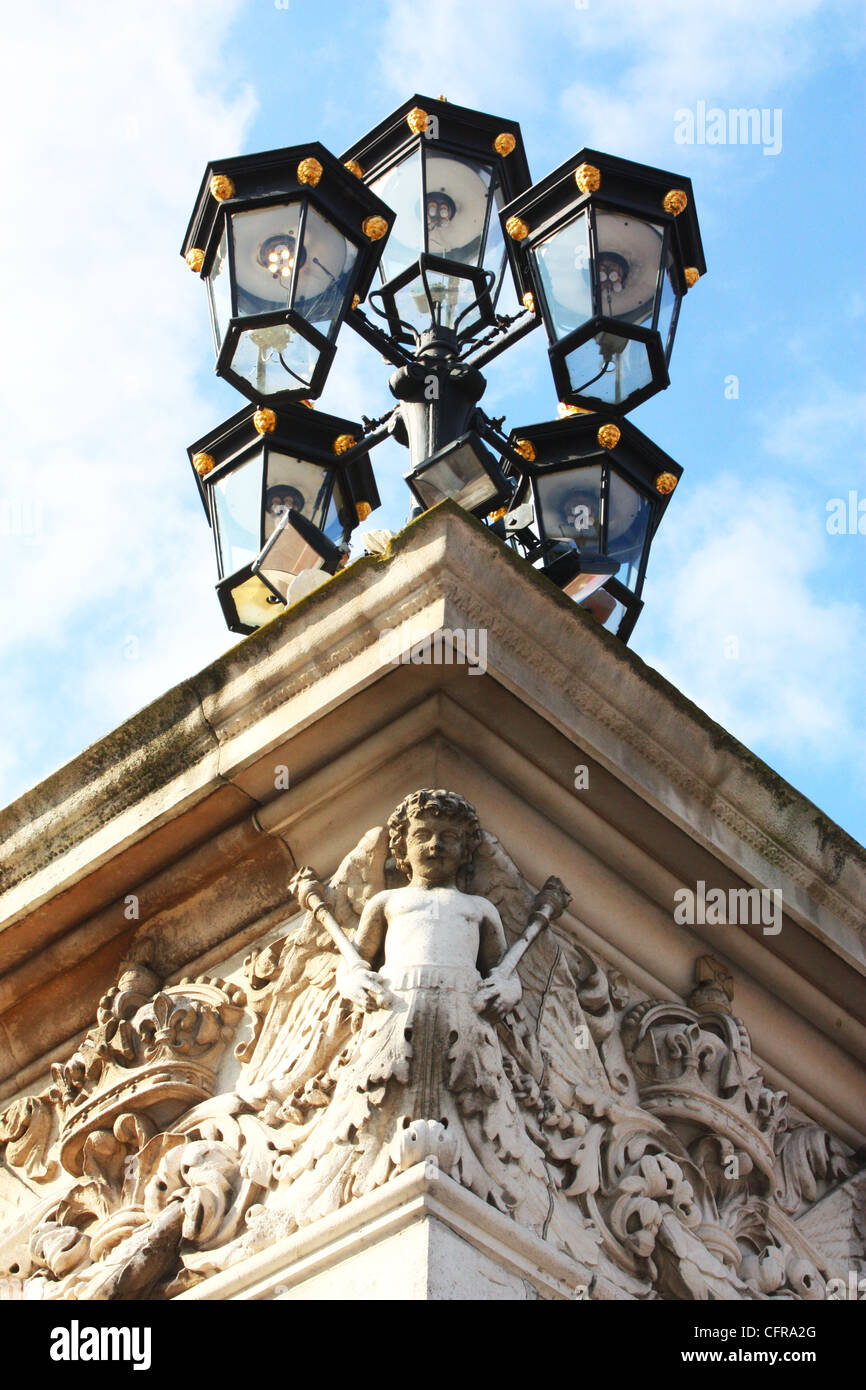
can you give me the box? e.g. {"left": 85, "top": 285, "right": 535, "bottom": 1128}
{"left": 182, "top": 95, "right": 704, "bottom": 639}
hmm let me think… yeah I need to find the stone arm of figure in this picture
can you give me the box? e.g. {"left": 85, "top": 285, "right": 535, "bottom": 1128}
{"left": 473, "top": 900, "right": 523, "bottom": 1020}
{"left": 335, "top": 892, "right": 394, "bottom": 1012}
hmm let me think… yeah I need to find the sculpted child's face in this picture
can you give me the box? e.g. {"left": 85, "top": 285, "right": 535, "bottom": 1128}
{"left": 403, "top": 810, "right": 466, "bottom": 885}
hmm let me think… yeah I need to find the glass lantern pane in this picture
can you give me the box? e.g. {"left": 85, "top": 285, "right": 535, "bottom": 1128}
{"left": 606, "top": 473, "right": 650, "bottom": 590}
{"left": 372, "top": 149, "right": 424, "bottom": 284}
{"left": 260, "top": 525, "right": 329, "bottom": 588}
{"left": 564, "top": 334, "right": 654, "bottom": 406}
{"left": 414, "top": 443, "right": 497, "bottom": 513}
{"left": 230, "top": 204, "right": 302, "bottom": 316}
{"left": 207, "top": 226, "right": 232, "bottom": 354}
{"left": 294, "top": 206, "right": 358, "bottom": 339}
{"left": 423, "top": 152, "right": 492, "bottom": 267}
{"left": 562, "top": 575, "right": 626, "bottom": 632}
{"left": 537, "top": 466, "right": 603, "bottom": 551}
{"left": 530, "top": 212, "right": 592, "bottom": 341}
{"left": 263, "top": 454, "right": 333, "bottom": 540}
{"left": 656, "top": 252, "right": 681, "bottom": 362}
{"left": 391, "top": 267, "right": 483, "bottom": 337}
{"left": 482, "top": 174, "right": 508, "bottom": 308}
{"left": 229, "top": 574, "right": 284, "bottom": 629}
{"left": 212, "top": 454, "right": 264, "bottom": 575}
{"left": 594, "top": 213, "right": 663, "bottom": 330}
{"left": 230, "top": 325, "right": 318, "bottom": 395}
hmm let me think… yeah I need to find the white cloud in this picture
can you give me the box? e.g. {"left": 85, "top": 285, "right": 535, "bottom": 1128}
{"left": 639, "top": 474, "right": 866, "bottom": 760}
{"left": 0, "top": 1, "right": 257, "bottom": 797}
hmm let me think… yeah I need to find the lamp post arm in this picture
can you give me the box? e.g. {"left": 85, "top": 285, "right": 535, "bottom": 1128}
{"left": 338, "top": 410, "right": 400, "bottom": 467}
{"left": 475, "top": 414, "right": 533, "bottom": 474}
{"left": 345, "top": 307, "right": 414, "bottom": 368}
{"left": 462, "top": 309, "right": 539, "bottom": 372}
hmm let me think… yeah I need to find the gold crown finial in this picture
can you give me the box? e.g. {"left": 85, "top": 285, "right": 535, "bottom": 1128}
{"left": 654, "top": 471, "right": 678, "bottom": 494}
{"left": 253, "top": 408, "right": 277, "bottom": 435}
{"left": 297, "top": 157, "right": 323, "bottom": 187}
{"left": 209, "top": 173, "right": 235, "bottom": 201}
{"left": 505, "top": 215, "right": 529, "bottom": 241}
{"left": 575, "top": 163, "right": 601, "bottom": 193}
{"left": 362, "top": 215, "right": 388, "bottom": 241}
{"left": 407, "top": 107, "right": 428, "bottom": 134}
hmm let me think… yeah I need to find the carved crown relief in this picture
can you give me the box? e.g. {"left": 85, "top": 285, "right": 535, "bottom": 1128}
{"left": 0, "top": 794, "right": 860, "bottom": 1302}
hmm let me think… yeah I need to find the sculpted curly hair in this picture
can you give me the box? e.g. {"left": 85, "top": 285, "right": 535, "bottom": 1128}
{"left": 387, "top": 789, "right": 482, "bottom": 878}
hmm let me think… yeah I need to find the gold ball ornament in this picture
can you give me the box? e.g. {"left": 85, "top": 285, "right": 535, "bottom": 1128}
{"left": 344, "top": 159, "right": 364, "bottom": 179}
{"left": 654, "top": 471, "right": 678, "bottom": 495}
{"left": 684, "top": 267, "right": 700, "bottom": 288}
{"left": 514, "top": 439, "right": 536, "bottom": 462}
{"left": 185, "top": 248, "right": 205, "bottom": 272}
{"left": 297, "top": 157, "right": 323, "bottom": 187}
{"left": 663, "top": 188, "right": 688, "bottom": 216}
{"left": 597, "top": 424, "right": 621, "bottom": 449}
{"left": 575, "top": 163, "right": 601, "bottom": 194}
{"left": 522, "top": 291, "right": 536, "bottom": 314}
{"left": 356, "top": 501, "right": 372, "bottom": 522}
{"left": 333, "top": 433, "right": 357, "bottom": 455}
{"left": 253, "top": 408, "right": 277, "bottom": 435}
{"left": 192, "top": 452, "right": 215, "bottom": 478}
{"left": 505, "top": 215, "right": 529, "bottom": 241}
{"left": 487, "top": 505, "right": 508, "bottom": 521}
{"left": 351, "top": 293, "right": 361, "bottom": 310}
{"left": 209, "top": 174, "right": 235, "bottom": 201}
{"left": 362, "top": 215, "right": 388, "bottom": 242}
{"left": 406, "top": 107, "right": 429, "bottom": 134}
{"left": 494, "top": 132, "right": 516, "bottom": 157}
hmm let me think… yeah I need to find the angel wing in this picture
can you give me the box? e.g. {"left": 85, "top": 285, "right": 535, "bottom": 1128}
{"left": 470, "top": 832, "right": 611, "bottom": 1111}
{"left": 242, "top": 826, "right": 392, "bottom": 1093}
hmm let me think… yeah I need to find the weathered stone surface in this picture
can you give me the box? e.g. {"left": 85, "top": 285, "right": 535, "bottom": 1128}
{"left": 0, "top": 506, "right": 862, "bottom": 1300}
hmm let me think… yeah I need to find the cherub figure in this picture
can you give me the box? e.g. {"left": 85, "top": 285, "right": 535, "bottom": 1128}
{"left": 336, "top": 789, "right": 522, "bottom": 1022}
{"left": 241, "top": 790, "right": 584, "bottom": 1246}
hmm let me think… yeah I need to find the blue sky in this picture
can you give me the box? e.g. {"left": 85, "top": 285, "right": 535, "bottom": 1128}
{"left": 1, "top": 0, "right": 864, "bottom": 842}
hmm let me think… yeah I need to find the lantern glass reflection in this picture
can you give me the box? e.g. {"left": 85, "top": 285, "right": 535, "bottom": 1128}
{"left": 230, "top": 326, "right": 319, "bottom": 396}
{"left": 564, "top": 336, "right": 655, "bottom": 405}
{"left": 213, "top": 457, "right": 262, "bottom": 575}
{"left": 536, "top": 466, "right": 601, "bottom": 549}
{"left": 207, "top": 227, "right": 232, "bottom": 354}
{"left": 531, "top": 212, "right": 593, "bottom": 340}
{"left": 412, "top": 439, "right": 500, "bottom": 513}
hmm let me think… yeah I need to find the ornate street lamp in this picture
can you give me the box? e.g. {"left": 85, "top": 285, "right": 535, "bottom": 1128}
{"left": 342, "top": 95, "right": 531, "bottom": 345}
{"left": 188, "top": 403, "right": 379, "bottom": 634}
{"left": 499, "top": 414, "right": 682, "bottom": 641}
{"left": 501, "top": 151, "right": 705, "bottom": 413}
{"left": 181, "top": 143, "right": 392, "bottom": 404}
{"left": 183, "top": 100, "right": 703, "bottom": 644}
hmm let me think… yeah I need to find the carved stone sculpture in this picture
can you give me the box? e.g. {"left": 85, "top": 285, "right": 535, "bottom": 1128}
{"left": 0, "top": 790, "right": 860, "bottom": 1301}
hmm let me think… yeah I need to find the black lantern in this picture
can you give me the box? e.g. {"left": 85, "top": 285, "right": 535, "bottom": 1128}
{"left": 188, "top": 403, "right": 379, "bottom": 634}
{"left": 342, "top": 96, "right": 531, "bottom": 344}
{"left": 181, "top": 143, "right": 393, "bottom": 404}
{"left": 404, "top": 428, "right": 512, "bottom": 517}
{"left": 500, "top": 414, "right": 682, "bottom": 642}
{"left": 501, "top": 151, "right": 705, "bottom": 413}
